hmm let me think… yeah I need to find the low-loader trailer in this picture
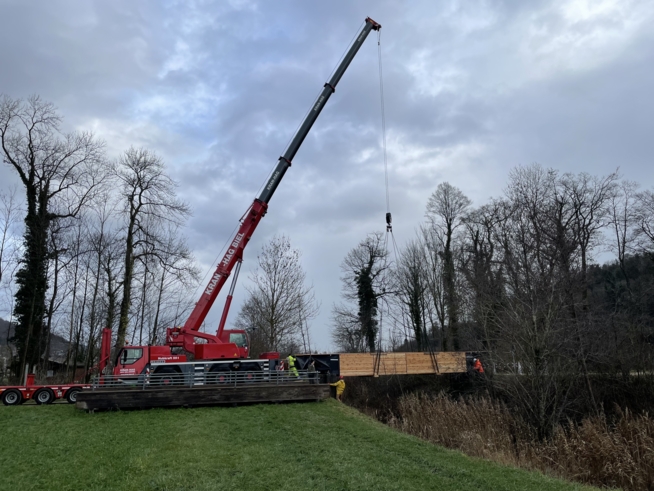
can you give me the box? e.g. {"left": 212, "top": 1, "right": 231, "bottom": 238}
{"left": 0, "top": 376, "right": 90, "bottom": 406}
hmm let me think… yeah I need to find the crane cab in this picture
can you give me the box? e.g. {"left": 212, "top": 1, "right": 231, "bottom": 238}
{"left": 219, "top": 329, "right": 249, "bottom": 359}
{"left": 114, "top": 345, "right": 187, "bottom": 376}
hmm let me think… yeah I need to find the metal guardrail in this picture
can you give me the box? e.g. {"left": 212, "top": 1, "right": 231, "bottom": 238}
{"left": 91, "top": 369, "right": 324, "bottom": 390}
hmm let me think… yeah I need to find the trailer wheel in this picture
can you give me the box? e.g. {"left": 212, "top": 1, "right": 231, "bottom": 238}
{"left": 34, "top": 388, "right": 55, "bottom": 405}
{"left": 65, "top": 388, "right": 81, "bottom": 404}
{"left": 2, "top": 389, "right": 22, "bottom": 406}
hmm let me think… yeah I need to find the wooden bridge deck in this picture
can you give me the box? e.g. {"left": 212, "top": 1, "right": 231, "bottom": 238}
{"left": 76, "top": 383, "right": 330, "bottom": 412}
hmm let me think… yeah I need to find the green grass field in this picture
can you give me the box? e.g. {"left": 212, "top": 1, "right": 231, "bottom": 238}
{"left": 0, "top": 400, "right": 599, "bottom": 491}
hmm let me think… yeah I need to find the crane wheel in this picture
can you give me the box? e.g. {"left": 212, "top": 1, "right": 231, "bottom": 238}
{"left": 2, "top": 389, "right": 23, "bottom": 406}
{"left": 208, "top": 366, "right": 232, "bottom": 385}
{"left": 34, "top": 388, "right": 55, "bottom": 405}
{"left": 154, "top": 367, "right": 180, "bottom": 386}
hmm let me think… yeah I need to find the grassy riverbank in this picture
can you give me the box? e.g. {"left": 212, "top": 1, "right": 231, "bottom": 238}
{"left": 0, "top": 400, "right": 598, "bottom": 491}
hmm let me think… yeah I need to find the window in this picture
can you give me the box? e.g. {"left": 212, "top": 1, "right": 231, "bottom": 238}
{"left": 229, "top": 333, "right": 247, "bottom": 348}
{"left": 120, "top": 348, "right": 143, "bottom": 365}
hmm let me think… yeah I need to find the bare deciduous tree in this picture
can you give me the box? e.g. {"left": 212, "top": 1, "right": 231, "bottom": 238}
{"left": 460, "top": 201, "right": 506, "bottom": 363}
{"left": 609, "top": 180, "right": 639, "bottom": 292}
{"left": 425, "top": 182, "right": 470, "bottom": 350}
{"left": 114, "top": 147, "right": 190, "bottom": 352}
{"left": 391, "top": 239, "right": 433, "bottom": 350}
{"left": 561, "top": 171, "right": 619, "bottom": 308}
{"left": 332, "top": 232, "right": 389, "bottom": 352}
{"left": 234, "top": 235, "right": 319, "bottom": 353}
{"left": 0, "top": 187, "right": 21, "bottom": 320}
{"left": 0, "top": 95, "right": 106, "bottom": 379}
{"left": 331, "top": 304, "right": 367, "bottom": 353}
{"left": 635, "top": 188, "right": 654, "bottom": 258}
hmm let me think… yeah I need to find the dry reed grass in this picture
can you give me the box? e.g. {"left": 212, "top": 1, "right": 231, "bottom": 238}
{"left": 387, "top": 392, "right": 654, "bottom": 490}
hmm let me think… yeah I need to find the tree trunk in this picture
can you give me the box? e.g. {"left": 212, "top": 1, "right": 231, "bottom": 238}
{"left": 14, "top": 191, "right": 50, "bottom": 381}
{"left": 116, "top": 222, "right": 135, "bottom": 352}
{"left": 151, "top": 268, "right": 166, "bottom": 345}
{"left": 84, "top": 242, "right": 104, "bottom": 381}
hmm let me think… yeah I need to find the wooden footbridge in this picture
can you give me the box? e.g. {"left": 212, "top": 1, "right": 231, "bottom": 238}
{"left": 75, "top": 351, "right": 471, "bottom": 412}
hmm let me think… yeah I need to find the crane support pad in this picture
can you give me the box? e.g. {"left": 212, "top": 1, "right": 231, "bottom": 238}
{"left": 75, "top": 383, "right": 329, "bottom": 411}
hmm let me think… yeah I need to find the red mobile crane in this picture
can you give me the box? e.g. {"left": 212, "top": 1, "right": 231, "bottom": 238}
{"left": 168, "top": 16, "right": 381, "bottom": 357}
{"left": 112, "top": 16, "right": 381, "bottom": 382}
{"left": 0, "top": 17, "right": 382, "bottom": 405}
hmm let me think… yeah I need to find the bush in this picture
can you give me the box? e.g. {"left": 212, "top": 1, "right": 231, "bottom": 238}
{"left": 387, "top": 392, "right": 654, "bottom": 491}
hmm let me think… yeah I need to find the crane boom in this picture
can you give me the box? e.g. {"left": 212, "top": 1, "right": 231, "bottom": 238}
{"left": 178, "top": 17, "right": 381, "bottom": 342}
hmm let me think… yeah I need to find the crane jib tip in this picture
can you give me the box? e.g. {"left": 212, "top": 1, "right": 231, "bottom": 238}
{"left": 365, "top": 17, "right": 382, "bottom": 30}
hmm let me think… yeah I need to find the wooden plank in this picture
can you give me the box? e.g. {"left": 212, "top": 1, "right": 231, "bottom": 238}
{"left": 339, "top": 352, "right": 468, "bottom": 376}
{"left": 378, "top": 353, "right": 407, "bottom": 376}
{"left": 406, "top": 353, "right": 439, "bottom": 374}
{"left": 76, "top": 383, "right": 330, "bottom": 411}
{"left": 435, "top": 352, "right": 467, "bottom": 373}
{"left": 339, "top": 353, "right": 375, "bottom": 376}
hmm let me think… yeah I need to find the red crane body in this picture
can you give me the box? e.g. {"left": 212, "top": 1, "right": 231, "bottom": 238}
{"left": 109, "top": 17, "right": 381, "bottom": 376}
{"left": 165, "top": 200, "right": 267, "bottom": 359}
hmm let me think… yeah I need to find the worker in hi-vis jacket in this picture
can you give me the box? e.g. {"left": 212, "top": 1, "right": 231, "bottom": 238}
{"left": 330, "top": 375, "right": 346, "bottom": 402}
{"left": 287, "top": 354, "right": 299, "bottom": 377}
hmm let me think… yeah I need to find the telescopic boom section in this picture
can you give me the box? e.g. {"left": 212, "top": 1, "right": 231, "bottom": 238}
{"left": 180, "top": 17, "right": 381, "bottom": 338}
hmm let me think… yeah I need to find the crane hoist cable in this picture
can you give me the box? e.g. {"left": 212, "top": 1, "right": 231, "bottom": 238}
{"left": 375, "top": 28, "right": 394, "bottom": 376}
{"left": 374, "top": 31, "right": 438, "bottom": 374}
{"left": 378, "top": 29, "right": 392, "bottom": 234}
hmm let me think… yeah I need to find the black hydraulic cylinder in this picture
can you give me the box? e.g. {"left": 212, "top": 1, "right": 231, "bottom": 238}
{"left": 257, "top": 17, "right": 381, "bottom": 204}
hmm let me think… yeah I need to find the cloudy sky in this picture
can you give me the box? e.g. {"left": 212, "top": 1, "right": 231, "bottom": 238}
{"left": 1, "top": 0, "right": 653, "bottom": 350}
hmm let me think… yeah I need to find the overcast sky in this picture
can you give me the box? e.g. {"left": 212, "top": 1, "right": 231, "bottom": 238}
{"left": 1, "top": 0, "right": 653, "bottom": 350}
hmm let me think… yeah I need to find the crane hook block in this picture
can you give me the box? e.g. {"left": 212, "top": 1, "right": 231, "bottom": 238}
{"left": 386, "top": 212, "right": 392, "bottom": 232}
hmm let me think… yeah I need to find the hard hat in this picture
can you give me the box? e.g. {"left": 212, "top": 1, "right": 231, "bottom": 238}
{"left": 473, "top": 358, "right": 477, "bottom": 362}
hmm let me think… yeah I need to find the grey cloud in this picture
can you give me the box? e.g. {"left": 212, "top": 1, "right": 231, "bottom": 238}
{"left": 2, "top": 0, "right": 653, "bottom": 348}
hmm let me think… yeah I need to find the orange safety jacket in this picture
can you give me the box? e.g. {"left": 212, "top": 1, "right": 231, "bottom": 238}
{"left": 473, "top": 359, "right": 484, "bottom": 373}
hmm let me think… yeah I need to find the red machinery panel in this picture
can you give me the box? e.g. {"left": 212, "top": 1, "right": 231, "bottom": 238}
{"left": 259, "top": 352, "right": 280, "bottom": 359}
{"left": 150, "top": 346, "right": 187, "bottom": 363}
{"left": 194, "top": 343, "right": 240, "bottom": 360}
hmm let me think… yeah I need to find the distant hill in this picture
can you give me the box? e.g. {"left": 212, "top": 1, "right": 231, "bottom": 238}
{"left": 0, "top": 317, "right": 15, "bottom": 345}
{"left": 0, "top": 317, "right": 71, "bottom": 364}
